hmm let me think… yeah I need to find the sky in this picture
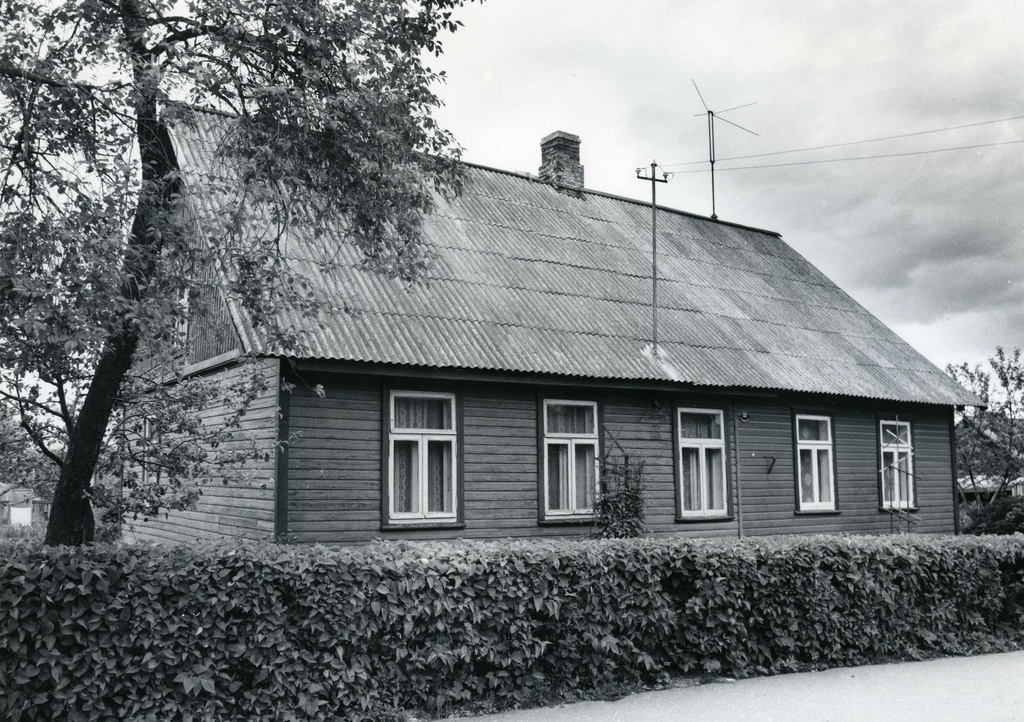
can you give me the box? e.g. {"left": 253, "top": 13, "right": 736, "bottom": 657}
{"left": 428, "top": 0, "right": 1024, "bottom": 371}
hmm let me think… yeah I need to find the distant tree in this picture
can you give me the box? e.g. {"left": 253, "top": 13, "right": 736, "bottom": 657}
{"left": 0, "top": 0, "right": 477, "bottom": 545}
{"left": 947, "top": 347, "right": 1024, "bottom": 505}
{"left": 0, "top": 403, "right": 58, "bottom": 500}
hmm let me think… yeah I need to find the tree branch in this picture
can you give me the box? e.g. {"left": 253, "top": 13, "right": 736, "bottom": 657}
{"left": 0, "top": 61, "right": 127, "bottom": 93}
{"left": 54, "top": 375, "right": 75, "bottom": 434}
{"left": 15, "top": 413, "right": 64, "bottom": 468}
{"left": 0, "top": 386, "right": 64, "bottom": 421}
{"left": 153, "top": 24, "right": 222, "bottom": 56}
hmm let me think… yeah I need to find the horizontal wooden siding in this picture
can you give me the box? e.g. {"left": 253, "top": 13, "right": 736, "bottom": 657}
{"left": 734, "top": 399, "right": 955, "bottom": 536}
{"left": 285, "top": 372, "right": 957, "bottom": 544}
{"left": 128, "top": 358, "right": 280, "bottom": 544}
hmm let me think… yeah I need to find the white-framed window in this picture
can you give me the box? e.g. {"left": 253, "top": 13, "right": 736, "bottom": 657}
{"left": 880, "top": 419, "right": 914, "bottom": 509}
{"left": 388, "top": 391, "right": 457, "bottom": 523}
{"left": 795, "top": 414, "right": 835, "bottom": 511}
{"left": 140, "top": 418, "right": 158, "bottom": 489}
{"left": 677, "top": 408, "right": 727, "bottom": 517}
{"left": 542, "top": 400, "right": 599, "bottom": 517}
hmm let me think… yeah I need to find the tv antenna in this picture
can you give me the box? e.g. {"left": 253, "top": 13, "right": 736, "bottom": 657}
{"left": 692, "top": 80, "right": 757, "bottom": 219}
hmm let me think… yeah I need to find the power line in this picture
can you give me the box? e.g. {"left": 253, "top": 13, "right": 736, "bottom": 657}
{"left": 669, "top": 138, "right": 1024, "bottom": 174}
{"left": 662, "top": 114, "right": 1024, "bottom": 168}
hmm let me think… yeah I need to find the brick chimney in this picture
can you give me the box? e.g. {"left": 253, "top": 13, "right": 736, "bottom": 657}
{"left": 539, "top": 131, "right": 584, "bottom": 189}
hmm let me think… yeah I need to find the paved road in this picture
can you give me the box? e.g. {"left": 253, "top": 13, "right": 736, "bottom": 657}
{"left": 459, "top": 651, "right": 1024, "bottom": 722}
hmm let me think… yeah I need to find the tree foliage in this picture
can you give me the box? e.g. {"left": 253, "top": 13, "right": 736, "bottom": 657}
{"left": 0, "top": 402, "right": 58, "bottom": 500}
{"left": 0, "top": 0, "right": 476, "bottom": 544}
{"left": 594, "top": 450, "right": 648, "bottom": 539}
{"left": 962, "top": 496, "right": 1024, "bottom": 536}
{"left": 947, "top": 347, "right": 1024, "bottom": 505}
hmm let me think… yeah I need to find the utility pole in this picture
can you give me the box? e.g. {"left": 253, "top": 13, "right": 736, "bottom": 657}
{"left": 636, "top": 161, "right": 669, "bottom": 356}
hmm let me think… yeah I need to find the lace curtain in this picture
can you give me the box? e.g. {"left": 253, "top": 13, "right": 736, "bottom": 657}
{"left": 395, "top": 397, "right": 451, "bottom": 430}
{"left": 547, "top": 404, "right": 594, "bottom": 435}
{"left": 679, "top": 412, "right": 721, "bottom": 439}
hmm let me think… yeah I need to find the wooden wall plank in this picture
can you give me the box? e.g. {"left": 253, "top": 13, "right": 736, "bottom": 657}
{"left": 209, "top": 369, "right": 963, "bottom": 546}
{"left": 129, "top": 359, "right": 280, "bottom": 544}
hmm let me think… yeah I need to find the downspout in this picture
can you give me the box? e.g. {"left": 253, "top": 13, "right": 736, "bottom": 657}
{"left": 949, "top": 406, "right": 960, "bottom": 535}
{"left": 274, "top": 358, "right": 290, "bottom": 541}
{"left": 733, "top": 405, "right": 744, "bottom": 538}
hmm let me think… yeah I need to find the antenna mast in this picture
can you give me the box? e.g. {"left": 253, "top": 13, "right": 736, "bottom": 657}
{"left": 636, "top": 161, "right": 669, "bottom": 357}
{"left": 692, "top": 80, "right": 758, "bottom": 220}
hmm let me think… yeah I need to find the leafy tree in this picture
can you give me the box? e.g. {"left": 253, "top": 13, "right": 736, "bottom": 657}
{"left": 0, "top": 402, "right": 58, "bottom": 501}
{"left": 947, "top": 347, "right": 1024, "bottom": 505}
{"left": 0, "top": 0, "right": 476, "bottom": 545}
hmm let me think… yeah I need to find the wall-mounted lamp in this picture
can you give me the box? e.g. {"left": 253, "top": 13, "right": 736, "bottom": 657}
{"left": 739, "top": 412, "right": 750, "bottom": 423}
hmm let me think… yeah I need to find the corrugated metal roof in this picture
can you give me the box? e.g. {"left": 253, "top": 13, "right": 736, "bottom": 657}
{"left": 172, "top": 116, "right": 980, "bottom": 406}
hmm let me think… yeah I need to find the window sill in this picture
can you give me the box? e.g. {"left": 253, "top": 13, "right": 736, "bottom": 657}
{"left": 676, "top": 515, "right": 734, "bottom": 524}
{"left": 539, "top": 516, "right": 595, "bottom": 527}
{"left": 794, "top": 509, "right": 841, "bottom": 516}
{"left": 878, "top": 507, "right": 920, "bottom": 514}
{"left": 380, "top": 521, "right": 465, "bottom": 532}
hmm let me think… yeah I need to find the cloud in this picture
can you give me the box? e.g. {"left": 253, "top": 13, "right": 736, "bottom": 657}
{"left": 433, "top": 0, "right": 1024, "bottom": 368}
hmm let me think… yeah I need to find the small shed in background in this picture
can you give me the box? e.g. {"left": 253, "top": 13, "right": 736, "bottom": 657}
{"left": 0, "top": 484, "right": 51, "bottom": 527}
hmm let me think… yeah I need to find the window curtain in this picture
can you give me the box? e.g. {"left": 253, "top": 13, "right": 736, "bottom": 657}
{"left": 705, "top": 448, "right": 724, "bottom": 510}
{"left": 882, "top": 450, "right": 895, "bottom": 504}
{"left": 897, "top": 451, "right": 911, "bottom": 505}
{"left": 574, "top": 444, "right": 596, "bottom": 509}
{"left": 881, "top": 450, "right": 911, "bottom": 506}
{"left": 547, "top": 405, "right": 593, "bottom": 435}
{"left": 394, "top": 440, "right": 418, "bottom": 513}
{"left": 395, "top": 397, "right": 451, "bottom": 430}
{"left": 817, "top": 449, "right": 832, "bottom": 503}
{"left": 426, "top": 440, "right": 453, "bottom": 513}
{"left": 547, "top": 444, "right": 570, "bottom": 510}
{"left": 798, "top": 418, "right": 828, "bottom": 441}
{"left": 680, "top": 413, "right": 721, "bottom": 439}
{"left": 681, "top": 447, "right": 700, "bottom": 511}
{"left": 800, "top": 448, "right": 815, "bottom": 503}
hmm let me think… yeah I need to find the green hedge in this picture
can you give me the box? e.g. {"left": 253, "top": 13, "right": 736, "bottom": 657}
{"left": 3, "top": 535, "right": 1024, "bottom": 721}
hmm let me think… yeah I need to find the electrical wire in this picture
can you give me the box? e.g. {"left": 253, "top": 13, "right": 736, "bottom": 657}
{"left": 661, "top": 114, "right": 1024, "bottom": 168}
{"left": 668, "top": 138, "right": 1024, "bottom": 174}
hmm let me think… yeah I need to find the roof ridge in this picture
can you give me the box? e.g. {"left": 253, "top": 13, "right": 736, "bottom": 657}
{"left": 458, "top": 160, "right": 783, "bottom": 237}
{"left": 455, "top": 189, "right": 805, "bottom": 262}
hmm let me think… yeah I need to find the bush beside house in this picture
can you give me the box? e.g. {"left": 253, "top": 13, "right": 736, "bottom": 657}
{"left": 2, "top": 535, "right": 1024, "bottom": 721}
{"left": 963, "top": 497, "right": 1024, "bottom": 535}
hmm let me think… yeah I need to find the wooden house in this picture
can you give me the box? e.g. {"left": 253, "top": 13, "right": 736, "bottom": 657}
{"left": 958, "top": 475, "right": 1024, "bottom": 505}
{"left": 131, "top": 124, "right": 979, "bottom": 544}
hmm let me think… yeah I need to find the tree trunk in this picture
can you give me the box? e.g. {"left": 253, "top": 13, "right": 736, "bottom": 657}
{"left": 44, "top": 328, "right": 140, "bottom": 544}
{"left": 43, "top": 43, "right": 180, "bottom": 543}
